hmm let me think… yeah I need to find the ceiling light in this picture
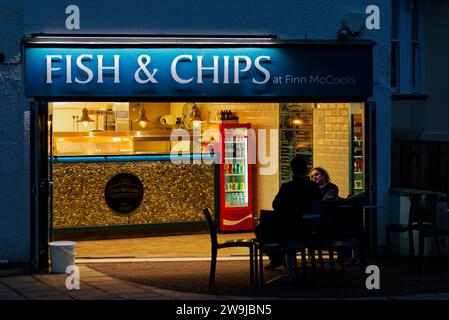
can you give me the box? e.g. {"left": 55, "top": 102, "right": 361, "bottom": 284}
{"left": 77, "top": 107, "right": 95, "bottom": 128}
{"left": 135, "top": 107, "right": 149, "bottom": 129}
{"left": 292, "top": 118, "right": 303, "bottom": 125}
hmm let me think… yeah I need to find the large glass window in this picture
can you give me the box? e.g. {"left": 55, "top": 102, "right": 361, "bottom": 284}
{"left": 50, "top": 102, "right": 193, "bottom": 156}
{"left": 279, "top": 102, "right": 365, "bottom": 198}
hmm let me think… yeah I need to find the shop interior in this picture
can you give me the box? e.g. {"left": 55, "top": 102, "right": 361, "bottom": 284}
{"left": 48, "top": 101, "right": 365, "bottom": 258}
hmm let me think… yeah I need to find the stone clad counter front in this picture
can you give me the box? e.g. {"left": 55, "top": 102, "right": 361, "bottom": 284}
{"left": 53, "top": 155, "right": 215, "bottom": 232}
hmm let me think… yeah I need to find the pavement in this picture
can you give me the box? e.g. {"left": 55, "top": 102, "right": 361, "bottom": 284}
{"left": 1, "top": 233, "right": 449, "bottom": 300}
{"left": 0, "top": 265, "right": 229, "bottom": 300}
{"left": 1, "top": 263, "right": 449, "bottom": 300}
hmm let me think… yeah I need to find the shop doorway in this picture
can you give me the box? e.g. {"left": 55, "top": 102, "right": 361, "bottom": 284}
{"left": 30, "top": 101, "right": 50, "bottom": 270}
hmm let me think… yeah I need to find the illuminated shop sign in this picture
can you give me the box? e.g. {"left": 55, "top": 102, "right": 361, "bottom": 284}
{"left": 25, "top": 46, "right": 372, "bottom": 97}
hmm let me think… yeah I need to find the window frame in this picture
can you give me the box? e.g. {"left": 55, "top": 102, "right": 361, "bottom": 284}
{"left": 391, "top": 0, "right": 426, "bottom": 94}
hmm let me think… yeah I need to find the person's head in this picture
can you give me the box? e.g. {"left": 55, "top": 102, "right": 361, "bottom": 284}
{"left": 310, "top": 167, "right": 330, "bottom": 186}
{"left": 290, "top": 155, "right": 308, "bottom": 177}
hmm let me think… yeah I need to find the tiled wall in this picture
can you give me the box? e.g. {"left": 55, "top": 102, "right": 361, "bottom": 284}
{"left": 313, "top": 103, "right": 350, "bottom": 197}
{"left": 202, "top": 103, "right": 280, "bottom": 217}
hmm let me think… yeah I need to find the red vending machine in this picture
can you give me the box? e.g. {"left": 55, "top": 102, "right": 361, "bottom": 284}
{"left": 218, "top": 123, "right": 253, "bottom": 232}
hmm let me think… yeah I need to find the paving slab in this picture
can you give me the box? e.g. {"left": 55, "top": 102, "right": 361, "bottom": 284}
{"left": 434, "top": 293, "right": 449, "bottom": 299}
{"left": 390, "top": 293, "right": 448, "bottom": 300}
{"left": 345, "top": 296, "right": 393, "bottom": 300}
{"left": 33, "top": 274, "right": 72, "bottom": 291}
{"left": 132, "top": 295, "right": 175, "bottom": 300}
{"left": 0, "top": 292, "right": 27, "bottom": 300}
{"left": 67, "top": 290, "right": 119, "bottom": 300}
{"left": 21, "top": 290, "right": 73, "bottom": 300}
{"left": 100, "top": 286, "right": 149, "bottom": 295}
{"left": 117, "top": 292, "right": 166, "bottom": 299}
{"left": 0, "top": 283, "right": 14, "bottom": 293}
{"left": 76, "top": 269, "right": 107, "bottom": 278}
{"left": 0, "top": 276, "right": 36, "bottom": 285}
{"left": 82, "top": 277, "right": 122, "bottom": 284}
{"left": 7, "top": 282, "right": 53, "bottom": 293}
{"left": 72, "top": 283, "right": 101, "bottom": 291}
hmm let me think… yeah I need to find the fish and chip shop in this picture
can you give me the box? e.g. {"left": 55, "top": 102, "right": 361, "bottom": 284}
{"left": 0, "top": 0, "right": 392, "bottom": 269}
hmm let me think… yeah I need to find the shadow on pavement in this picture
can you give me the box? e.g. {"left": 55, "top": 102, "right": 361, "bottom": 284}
{"left": 88, "top": 256, "right": 449, "bottom": 299}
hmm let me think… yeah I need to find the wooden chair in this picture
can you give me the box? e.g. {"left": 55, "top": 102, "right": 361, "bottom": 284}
{"left": 385, "top": 196, "right": 416, "bottom": 259}
{"left": 386, "top": 193, "right": 449, "bottom": 272}
{"left": 202, "top": 208, "right": 255, "bottom": 288}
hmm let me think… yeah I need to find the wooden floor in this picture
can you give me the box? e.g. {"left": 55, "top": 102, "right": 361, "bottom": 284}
{"left": 75, "top": 233, "right": 255, "bottom": 258}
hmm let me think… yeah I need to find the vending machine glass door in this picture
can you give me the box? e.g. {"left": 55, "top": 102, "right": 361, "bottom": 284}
{"left": 223, "top": 127, "right": 249, "bottom": 208}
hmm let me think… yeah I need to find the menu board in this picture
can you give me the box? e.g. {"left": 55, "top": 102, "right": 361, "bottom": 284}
{"left": 279, "top": 103, "right": 313, "bottom": 185}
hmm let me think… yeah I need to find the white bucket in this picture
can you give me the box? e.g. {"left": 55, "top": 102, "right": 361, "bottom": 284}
{"left": 49, "top": 241, "right": 76, "bottom": 274}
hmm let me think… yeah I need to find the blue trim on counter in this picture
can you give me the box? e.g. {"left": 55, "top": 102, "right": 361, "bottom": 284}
{"left": 53, "top": 154, "right": 217, "bottom": 163}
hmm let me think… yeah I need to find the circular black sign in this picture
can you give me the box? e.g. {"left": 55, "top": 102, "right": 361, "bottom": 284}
{"left": 104, "top": 173, "right": 144, "bottom": 214}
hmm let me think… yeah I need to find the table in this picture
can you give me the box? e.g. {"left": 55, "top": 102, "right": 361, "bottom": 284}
{"left": 255, "top": 205, "right": 383, "bottom": 259}
{"left": 339, "top": 204, "right": 383, "bottom": 257}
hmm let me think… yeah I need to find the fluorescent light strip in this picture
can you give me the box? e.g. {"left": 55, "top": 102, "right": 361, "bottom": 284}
{"left": 25, "top": 36, "right": 277, "bottom": 45}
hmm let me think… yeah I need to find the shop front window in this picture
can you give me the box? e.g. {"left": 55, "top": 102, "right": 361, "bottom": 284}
{"left": 279, "top": 102, "right": 365, "bottom": 198}
{"left": 50, "top": 102, "right": 199, "bottom": 156}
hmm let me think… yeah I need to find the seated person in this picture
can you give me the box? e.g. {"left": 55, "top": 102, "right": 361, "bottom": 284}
{"left": 311, "top": 167, "right": 360, "bottom": 265}
{"left": 255, "top": 155, "right": 321, "bottom": 270}
{"left": 310, "top": 167, "right": 340, "bottom": 202}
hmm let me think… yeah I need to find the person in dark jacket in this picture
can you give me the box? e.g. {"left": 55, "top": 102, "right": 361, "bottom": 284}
{"left": 272, "top": 159, "right": 322, "bottom": 213}
{"left": 310, "top": 167, "right": 339, "bottom": 202}
{"left": 311, "top": 167, "right": 361, "bottom": 265}
{"left": 255, "top": 155, "right": 321, "bottom": 270}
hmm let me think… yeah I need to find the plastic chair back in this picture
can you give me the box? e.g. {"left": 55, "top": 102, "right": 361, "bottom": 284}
{"left": 258, "top": 209, "right": 303, "bottom": 244}
{"left": 410, "top": 193, "right": 438, "bottom": 228}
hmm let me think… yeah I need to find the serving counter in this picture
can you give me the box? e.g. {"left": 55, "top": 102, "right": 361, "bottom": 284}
{"left": 52, "top": 153, "right": 216, "bottom": 238}
{"left": 52, "top": 130, "right": 182, "bottom": 156}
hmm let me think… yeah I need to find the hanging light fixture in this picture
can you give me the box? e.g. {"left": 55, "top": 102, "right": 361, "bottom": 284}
{"left": 191, "top": 114, "right": 203, "bottom": 129}
{"left": 135, "top": 106, "right": 149, "bottom": 129}
{"left": 77, "top": 107, "right": 95, "bottom": 128}
{"left": 190, "top": 103, "right": 203, "bottom": 129}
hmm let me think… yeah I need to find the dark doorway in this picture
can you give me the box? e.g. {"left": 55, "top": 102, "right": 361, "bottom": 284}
{"left": 30, "top": 101, "right": 50, "bottom": 270}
